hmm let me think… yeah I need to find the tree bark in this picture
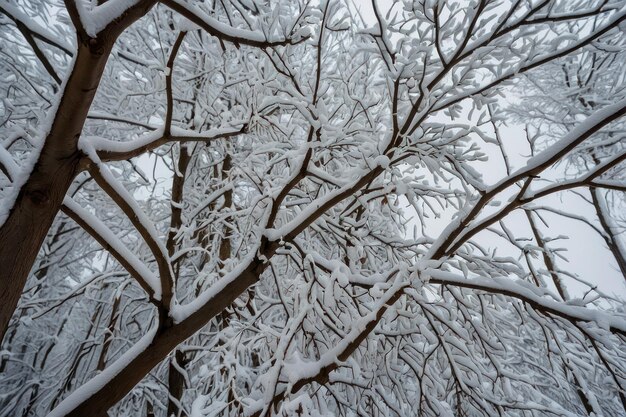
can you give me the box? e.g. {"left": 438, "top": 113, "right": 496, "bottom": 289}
{"left": 0, "top": 43, "right": 111, "bottom": 342}
{"left": 166, "top": 350, "right": 188, "bottom": 417}
{"left": 0, "top": 0, "right": 156, "bottom": 342}
{"left": 166, "top": 144, "right": 191, "bottom": 417}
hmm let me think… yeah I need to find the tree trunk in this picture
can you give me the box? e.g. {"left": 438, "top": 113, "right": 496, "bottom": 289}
{"left": 166, "top": 350, "right": 188, "bottom": 417}
{"left": 166, "top": 144, "right": 191, "bottom": 417}
{"left": 0, "top": 43, "right": 112, "bottom": 342}
{"left": 0, "top": 0, "right": 156, "bottom": 343}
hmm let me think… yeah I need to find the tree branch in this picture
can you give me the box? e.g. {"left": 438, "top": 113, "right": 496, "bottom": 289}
{"left": 61, "top": 197, "right": 161, "bottom": 303}
{"left": 427, "top": 269, "right": 626, "bottom": 337}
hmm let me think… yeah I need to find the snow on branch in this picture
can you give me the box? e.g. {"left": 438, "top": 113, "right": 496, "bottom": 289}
{"left": 429, "top": 98, "right": 626, "bottom": 258}
{"left": 47, "top": 324, "right": 159, "bottom": 417}
{"left": 0, "top": 1, "right": 74, "bottom": 55}
{"left": 90, "top": 122, "right": 247, "bottom": 162}
{"left": 71, "top": 0, "right": 146, "bottom": 38}
{"left": 246, "top": 274, "right": 406, "bottom": 417}
{"left": 61, "top": 197, "right": 161, "bottom": 301}
{"left": 160, "top": 0, "right": 305, "bottom": 48}
{"left": 426, "top": 269, "right": 626, "bottom": 336}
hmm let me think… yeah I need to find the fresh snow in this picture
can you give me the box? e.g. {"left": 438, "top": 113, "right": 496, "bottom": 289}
{"left": 47, "top": 324, "right": 158, "bottom": 417}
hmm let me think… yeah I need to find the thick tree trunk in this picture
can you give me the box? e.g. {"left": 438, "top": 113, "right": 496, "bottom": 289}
{"left": 0, "top": 43, "right": 112, "bottom": 342}
{"left": 0, "top": 0, "right": 156, "bottom": 341}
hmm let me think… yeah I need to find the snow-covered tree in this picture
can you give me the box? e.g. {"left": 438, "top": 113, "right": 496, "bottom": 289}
{"left": 1, "top": 1, "right": 625, "bottom": 416}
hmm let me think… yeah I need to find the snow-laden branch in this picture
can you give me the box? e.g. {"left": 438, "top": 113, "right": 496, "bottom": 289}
{"left": 426, "top": 269, "right": 626, "bottom": 336}
{"left": 490, "top": 99, "right": 626, "bottom": 191}
{"left": 86, "top": 111, "right": 158, "bottom": 131}
{"left": 90, "top": 122, "right": 247, "bottom": 162}
{"left": 160, "top": 0, "right": 305, "bottom": 48}
{"left": 46, "top": 242, "right": 269, "bottom": 416}
{"left": 447, "top": 148, "right": 626, "bottom": 254}
{"left": 0, "top": 1, "right": 74, "bottom": 55}
{"left": 169, "top": 249, "right": 259, "bottom": 323}
{"left": 590, "top": 178, "right": 626, "bottom": 192}
{"left": 246, "top": 274, "right": 406, "bottom": 417}
{"left": 72, "top": 0, "right": 145, "bottom": 38}
{"left": 0, "top": 146, "right": 19, "bottom": 183}
{"left": 0, "top": 1, "right": 70, "bottom": 83}
{"left": 428, "top": 98, "right": 626, "bottom": 258}
{"left": 426, "top": 6, "right": 626, "bottom": 118}
{"left": 47, "top": 324, "right": 159, "bottom": 417}
{"left": 522, "top": 149, "right": 626, "bottom": 201}
{"left": 61, "top": 197, "right": 161, "bottom": 301}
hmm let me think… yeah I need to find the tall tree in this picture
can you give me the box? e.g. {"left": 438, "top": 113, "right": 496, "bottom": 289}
{"left": 0, "top": 0, "right": 297, "bottom": 341}
{"left": 0, "top": 1, "right": 625, "bottom": 416}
